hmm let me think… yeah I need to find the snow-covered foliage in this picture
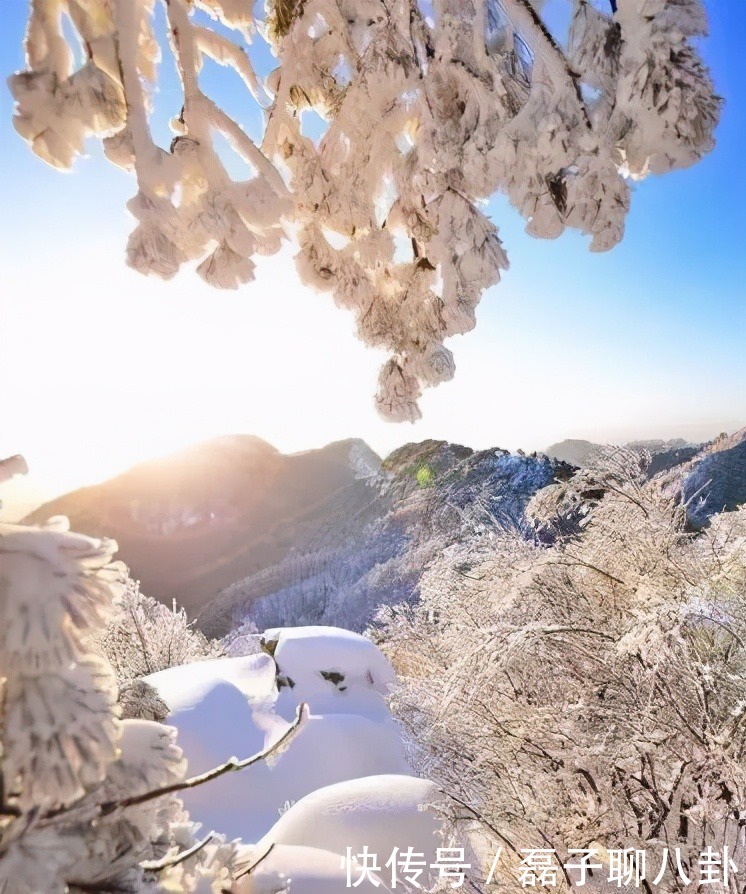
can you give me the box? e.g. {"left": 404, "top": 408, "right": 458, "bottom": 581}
{"left": 376, "top": 449, "right": 746, "bottom": 891}
{"left": 0, "top": 519, "right": 265, "bottom": 893}
{"left": 96, "top": 575, "right": 224, "bottom": 683}
{"left": 8, "top": 0, "right": 721, "bottom": 419}
{"left": 119, "top": 678, "right": 171, "bottom": 721}
{"left": 0, "top": 455, "right": 27, "bottom": 487}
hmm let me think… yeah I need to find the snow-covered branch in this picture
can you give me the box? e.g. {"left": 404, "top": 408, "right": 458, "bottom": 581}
{"left": 8, "top": 0, "right": 721, "bottom": 418}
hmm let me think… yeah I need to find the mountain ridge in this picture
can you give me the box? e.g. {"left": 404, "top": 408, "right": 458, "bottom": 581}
{"left": 25, "top": 435, "right": 377, "bottom": 616}
{"left": 24, "top": 428, "right": 746, "bottom": 633}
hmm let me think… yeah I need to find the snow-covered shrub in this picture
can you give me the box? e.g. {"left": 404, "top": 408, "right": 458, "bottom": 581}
{"left": 222, "top": 620, "right": 263, "bottom": 658}
{"left": 96, "top": 575, "right": 224, "bottom": 683}
{"left": 119, "top": 678, "right": 171, "bottom": 722}
{"left": 8, "top": 0, "right": 721, "bottom": 419}
{"left": 377, "top": 451, "right": 746, "bottom": 891}
{"left": 0, "top": 520, "right": 297, "bottom": 893}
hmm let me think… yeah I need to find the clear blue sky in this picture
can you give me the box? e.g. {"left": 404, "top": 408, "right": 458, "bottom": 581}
{"left": 1, "top": 0, "right": 744, "bottom": 502}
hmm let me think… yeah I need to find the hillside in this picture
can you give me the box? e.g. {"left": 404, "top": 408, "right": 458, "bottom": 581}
{"left": 27, "top": 429, "right": 746, "bottom": 638}
{"left": 204, "top": 442, "right": 576, "bottom": 638}
{"left": 196, "top": 430, "right": 746, "bottom": 638}
{"left": 680, "top": 428, "right": 746, "bottom": 527}
{"left": 25, "top": 435, "right": 377, "bottom": 616}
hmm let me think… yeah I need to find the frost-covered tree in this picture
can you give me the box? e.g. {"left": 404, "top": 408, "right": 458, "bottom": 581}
{"left": 8, "top": 0, "right": 721, "bottom": 419}
{"left": 376, "top": 450, "right": 746, "bottom": 892}
{"left": 95, "top": 575, "right": 224, "bottom": 683}
{"left": 0, "top": 518, "right": 304, "bottom": 893}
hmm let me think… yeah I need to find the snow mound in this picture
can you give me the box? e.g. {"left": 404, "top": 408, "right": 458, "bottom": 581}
{"left": 263, "top": 626, "right": 397, "bottom": 723}
{"left": 269, "top": 712, "right": 408, "bottom": 792}
{"left": 261, "top": 775, "right": 442, "bottom": 867}
{"left": 153, "top": 678, "right": 284, "bottom": 841}
{"left": 143, "top": 631, "right": 415, "bottom": 844}
{"left": 146, "top": 652, "right": 277, "bottom": 711}
{"left": 154, "top": 695, "right": 408, "bottom": 841}
{"left": 234, "top": 844, "right": 392, "bottom": 894}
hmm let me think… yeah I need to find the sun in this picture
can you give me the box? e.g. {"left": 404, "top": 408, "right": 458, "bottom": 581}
{"left": 1, "top": 243, "right": 392, "bottom": 501}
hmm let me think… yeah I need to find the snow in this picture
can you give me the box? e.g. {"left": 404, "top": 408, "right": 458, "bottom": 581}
{"left": 232, "top": 775, "right": 445, "bottom": 892}
{"left": 259, "top": 774, "right": 441, "bottom": 861}
{"left": 144, "top": 627, "right": 423, "bottom": 846}
{"left": 265, "top": 626, "right": 398, "bottom": 724}
{"left": 146, "top": 652, "right": 278, "bottom": 710}
{"left": 233, "top": 844, "right": 393, "bottom": 893}
{"left": 268, "top": 712, "right": 409, "bottom": 794}
{"left": 264, "top": 626, "right": 397, "bottom": 694}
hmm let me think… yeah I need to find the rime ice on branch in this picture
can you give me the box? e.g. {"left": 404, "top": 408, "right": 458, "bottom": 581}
{"left": 0, "top": 522, "right": 240, "bottom": 893}
{"left": 8, "top": 0, "right": 721, "bottom": 419}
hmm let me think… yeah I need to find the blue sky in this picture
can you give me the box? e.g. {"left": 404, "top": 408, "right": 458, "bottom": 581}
{"left": 1, "top": 0, "right": 744, "bottom": 501}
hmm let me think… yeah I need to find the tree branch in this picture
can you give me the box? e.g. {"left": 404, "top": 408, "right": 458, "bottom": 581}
{"left": 233, "top": 841, "right": 276, "bottom": 881}
{"left": 141, "top": 831, "right": 214, "bottom": 871}
{"left": 24, "top": 702, "right": 308, "bottom": 837}
{"left": 500, "top": 0, "right": 591, "bottom": 126}
{"left": 100, "top": 701, "right": 308, "bottom": 816}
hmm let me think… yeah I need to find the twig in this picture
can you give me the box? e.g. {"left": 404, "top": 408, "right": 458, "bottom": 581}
{"left": 233, "top": 841, "right": 276, "bottom": 880}
{"left": 446, "top": 792, "right": 522, "bottom": 859}
{"left": 194, "top": 26, "right": 265, "bottom": 104}
{"left": 141, "top": 832, "right": 214, "bottom": 871}
{"left": 100, "top": 702, "right": 308, "bottom": 816}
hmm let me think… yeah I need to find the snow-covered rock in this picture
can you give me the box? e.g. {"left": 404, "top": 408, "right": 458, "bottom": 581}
{"left": 264, "top": 627, "right": 396, "bottom": 693}
{"left": 263, "top": 626, "right": 397, "bottom": 724}
{"left": 144, "top": 630, "right": 414, "bottom": 843}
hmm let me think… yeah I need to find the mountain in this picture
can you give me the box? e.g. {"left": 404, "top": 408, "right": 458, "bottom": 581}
{"left": 25, "top": 435, "right": 576, "bottom": 635}
{"left": 546, "top": 431, "right": 746, "bottom": 530}
{"left": 679, "top": 428, "right": 746, "bottom": 528}
{"left": 544, "top": 439, "right": 602, "bottom": 467}
{"left": 26, "top": 428, "right": 745, "bottom": 638}
{"left": 202, "top": 441, "right": 576, "bottom": 638}
{"left": 205, "top": 431, "right": 746, "bottom": 639}
{"left": 25, "top": 435, "right": 377, "bottom": 616}
{"left": 545, "top": 436, "right": 699, "bottom": 471}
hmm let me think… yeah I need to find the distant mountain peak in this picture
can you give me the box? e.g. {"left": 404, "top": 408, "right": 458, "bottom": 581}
{"left": 545, "top": 436, "right": 701, "bottom": 469}
{"left": 24, "top": 434, "right": 379, "bottom": 616}
{"left": 20, "top": 430, "right": 745, "bottom": 635}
